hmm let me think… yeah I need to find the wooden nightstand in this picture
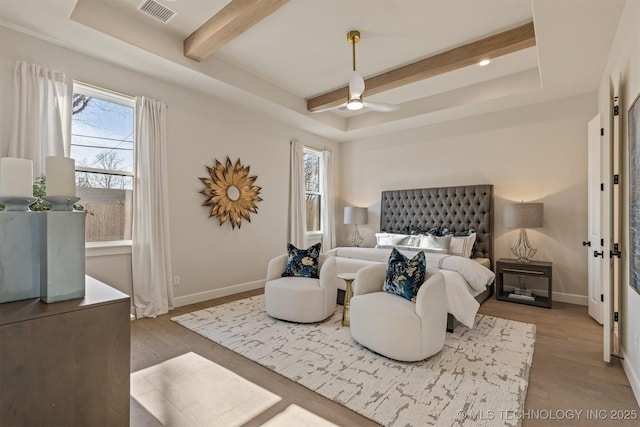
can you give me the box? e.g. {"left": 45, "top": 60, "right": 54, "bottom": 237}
{"left": 496, "top": 258, "right": 552, "bottom": 308}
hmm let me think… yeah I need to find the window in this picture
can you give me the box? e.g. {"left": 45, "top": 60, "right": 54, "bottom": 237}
{"left": 303, "top": 148, "right": 323, "bottom": 233}
{"left": 70, "top": 83, "right": 135, "bottom": 243}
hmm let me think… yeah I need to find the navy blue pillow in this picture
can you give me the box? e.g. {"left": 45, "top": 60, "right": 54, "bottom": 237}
{"left": 281, "top": 242, "right": 322, "bottom": 278}
{"left": 409, "top": 225, "right": 425, "bottom": 235}
{"left": 441, "top": 227, "right": 475, "bottom": 237}
{"left": 383, "top": 248, "right": 426, "bottom": 301}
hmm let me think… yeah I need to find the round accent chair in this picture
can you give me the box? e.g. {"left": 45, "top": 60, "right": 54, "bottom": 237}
{"left": 349, "top": 263, "right": 448, "bottom": 362}
{"left": 265, "top": 253, "right": 338, "bottom": 323}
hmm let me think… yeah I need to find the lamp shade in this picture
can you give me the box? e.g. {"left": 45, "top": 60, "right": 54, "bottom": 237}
{"left": 344, "top": 206, "right": 368, "bottom": 225}
{"left": 504, "top": 202, "right": 543, "bottom": 228}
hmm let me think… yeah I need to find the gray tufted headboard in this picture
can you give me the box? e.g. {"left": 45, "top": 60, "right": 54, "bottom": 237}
{"left": 380, "top": 184, "right": 494, "bottom": 263}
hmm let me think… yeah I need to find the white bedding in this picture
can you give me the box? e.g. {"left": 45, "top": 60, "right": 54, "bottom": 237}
{"left": 325, "top": 247, "right": 495, "bottom": 328}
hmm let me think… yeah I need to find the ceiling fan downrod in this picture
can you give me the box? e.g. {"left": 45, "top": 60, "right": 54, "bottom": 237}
{"left": 347, "top": 30, "right": 360, "bottom": 72}
{"left": 346, "top": 30, "right": 364, "bottom": 110}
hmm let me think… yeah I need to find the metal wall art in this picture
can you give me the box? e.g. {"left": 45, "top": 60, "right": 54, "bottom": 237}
{"left": 199, "top": 157, "right": 262, "bottom": 229}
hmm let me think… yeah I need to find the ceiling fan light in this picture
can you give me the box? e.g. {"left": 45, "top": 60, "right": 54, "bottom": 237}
{"left": 347, "top": 98, "right": 364, "bottom": 110}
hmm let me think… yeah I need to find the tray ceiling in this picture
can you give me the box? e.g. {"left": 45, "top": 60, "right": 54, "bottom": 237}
{"left": 0, "top": 0, "right": 626, "bottom": 141}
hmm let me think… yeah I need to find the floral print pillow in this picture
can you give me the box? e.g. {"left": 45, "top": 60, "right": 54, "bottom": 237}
{"left": 282, "top": 242, "right": 322, "bottom": 278}
{"left": 383, "top": 248, "right": 426, "bottom": 301}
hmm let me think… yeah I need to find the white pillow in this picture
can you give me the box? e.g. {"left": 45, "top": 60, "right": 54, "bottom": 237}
{"left": 400, "top": 235, "right": 422, "bottom": 247}
{"left": 419, "top": 234, "right": 451, "bottom": 252}
{"left": 375, "top": 233, "right": 409, "bottom": 248}
{"left": 449, "top": 233, "right": 477, "bottom": 258}
{"left": 394, "top": 245, "right": 446, "bottom": 254}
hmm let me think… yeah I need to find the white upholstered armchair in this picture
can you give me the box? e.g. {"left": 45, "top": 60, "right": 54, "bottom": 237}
{"left": 265, "top": 253, "right": 338, "bottom": 323}
{"left": 349, "top": 263, "right": 448, "bottom": 362}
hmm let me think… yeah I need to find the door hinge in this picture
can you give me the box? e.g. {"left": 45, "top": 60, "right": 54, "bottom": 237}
{"left": 614, "top": 312, "right": 619, "bottom": 322}
{"left": 614, "top": 105, "right": 620, "bottom": 116}
{"left": 601, "top": 183, "right": 604, "bottom": 191}
{"left": 610, "top": 243, "right": 621, "bottom": 258}
{"left": 614, "top": 174, "right": 619, "bottom": 184}
{"left": 600, "top": 128, "right": 604, "bottom": 136}
{"left": 601, "top": 294, "right": 604, "bottom": 302}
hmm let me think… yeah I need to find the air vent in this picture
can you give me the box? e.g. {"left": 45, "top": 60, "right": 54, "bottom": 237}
{"left": 137, "top": 0, "right": 176, "bottom": 24}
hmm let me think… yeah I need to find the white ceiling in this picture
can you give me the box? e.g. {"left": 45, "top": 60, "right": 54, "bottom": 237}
{"left": 0, "top": 0, "right": 626, "bottom": 142}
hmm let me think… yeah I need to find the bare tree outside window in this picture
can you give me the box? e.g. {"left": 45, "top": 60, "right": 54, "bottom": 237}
{"left": 76, "top": 151, "right": 127, "bottom": 189}
{"left": 73, "top": 94, "right": 92, "bottom": 115}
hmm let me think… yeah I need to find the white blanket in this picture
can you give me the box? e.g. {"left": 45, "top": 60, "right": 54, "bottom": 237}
{"left": 325, "top": 247, "right": 495, "bottom": 328}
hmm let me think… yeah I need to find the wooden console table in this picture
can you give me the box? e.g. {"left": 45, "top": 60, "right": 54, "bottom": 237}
{"left": 0, "top": 276, "right": 131, "bottom": 426}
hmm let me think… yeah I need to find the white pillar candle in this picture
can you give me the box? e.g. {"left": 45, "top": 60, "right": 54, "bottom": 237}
{"left": 0, "top": 157, "right": 33, "bottom": 198}
{"left": 45, "top": 156, "right": 76, "bottom": 197}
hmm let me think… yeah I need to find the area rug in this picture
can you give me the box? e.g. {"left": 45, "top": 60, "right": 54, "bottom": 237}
{"left": 172, "top": 295, "right": 535, "bottom": 427}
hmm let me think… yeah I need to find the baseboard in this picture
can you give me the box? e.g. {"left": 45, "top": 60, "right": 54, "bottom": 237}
{"left": 621, "top": 348, "right": 640, "bottom": 407}
{"left": 173, "top": 279, "right": 265, "bottom": 307}
{"left": 552, "top": 291, "right": 588, "bottom": 306}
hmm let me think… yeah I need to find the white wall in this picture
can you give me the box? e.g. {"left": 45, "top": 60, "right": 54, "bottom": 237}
{"left": 599, "top": 0, "right": 640, "bottom": 406}
{"left": 339, "top": 93, "right": 596, "bottom": 303}
{"left": 0, "top": 26, "right": 339, "bottom": 304}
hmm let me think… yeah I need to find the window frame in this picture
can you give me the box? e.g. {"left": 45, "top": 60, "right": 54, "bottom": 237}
{"left": 303, "top": 147, "right": 324, "bottom": 237}
{"left": 71, "top": 82, "right": 136, "bottom": 250}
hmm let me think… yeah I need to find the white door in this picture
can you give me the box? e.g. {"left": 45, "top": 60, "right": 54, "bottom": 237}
{"left": 610, "top": 80, "right": 622, "bottom": 359}
{"left": 599, "top": 75, "right": 621, "bottom": 363}
{"left": 587, "top": 114, "right": 603, "bottom": 325}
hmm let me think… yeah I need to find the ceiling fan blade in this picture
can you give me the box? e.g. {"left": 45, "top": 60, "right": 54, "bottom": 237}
{"left": 311, "top": 101, "right": 348, "bottom": 113}
{"left": 363, "top": 101, "right": 400, "bottom": 113}
{"left": 349, "top": 71, "right": 365, "bottom": 98}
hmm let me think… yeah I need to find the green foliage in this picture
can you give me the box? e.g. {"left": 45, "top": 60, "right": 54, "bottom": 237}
{"left": 32, "top": 174, "right": 46, "bottom": 197}
{"left": 29, "top": 174, "right": 51, "bottom": 211}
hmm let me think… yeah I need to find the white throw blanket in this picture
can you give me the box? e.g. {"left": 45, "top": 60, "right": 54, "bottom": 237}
{"left": 325, "top": 247, "right": 496, "bottom": 328}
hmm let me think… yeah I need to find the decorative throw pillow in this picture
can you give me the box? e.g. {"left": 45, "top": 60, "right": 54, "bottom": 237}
{"left": 441, "top": 227, "right": 475, "bottom": 237}
{"left": 409, "top": 225, "right": 426, "bottom": 235}
{"left": 419, "top": 234, "right": 452, "bottom": 251}
{"left": 449, "top": 233, "right": 477, "bottom": 258}
{"left": 427, "top": 226, "right": 445, "bottom": 236}
{"left": 281, "top": 242, "right": 322, "bottom": 278}
{"left": 383, "top": 248, "right": 427, "bottom": 301}
{"left": 399, "top": 235, "right": 422, "bottom": 247}
{"left": 375, "top": 232, "right": 409, "bottom": 248}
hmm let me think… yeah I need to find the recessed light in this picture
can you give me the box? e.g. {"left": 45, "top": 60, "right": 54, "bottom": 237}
{"left": 478, "top": 59, "right": 491, "bottom": 67}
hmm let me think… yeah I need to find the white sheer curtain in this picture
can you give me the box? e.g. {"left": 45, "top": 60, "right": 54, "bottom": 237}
{"left": 7, "top": 62, "right": 72, "bottom": 175}
{"left": 288, "top": 140, "right": 306, "bottom": 248}
{"left": 321, "top": 149, "right": 336, "bottom": 250}
{"left": 132, "top": 96, "right": 174, "bottom": 318}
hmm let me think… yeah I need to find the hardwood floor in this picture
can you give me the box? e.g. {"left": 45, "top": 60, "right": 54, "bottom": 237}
{"left": 130, "top": 291, "right": 639, "bottom": 426}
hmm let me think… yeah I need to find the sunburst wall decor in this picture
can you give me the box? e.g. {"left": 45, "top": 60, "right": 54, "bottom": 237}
{"left": 199, "top": 157, "right": 262, "bottom": 229}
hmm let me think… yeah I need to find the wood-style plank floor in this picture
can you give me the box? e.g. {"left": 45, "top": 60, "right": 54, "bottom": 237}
{"left": 130, "top": 291, "right": 639, "bottom": 426}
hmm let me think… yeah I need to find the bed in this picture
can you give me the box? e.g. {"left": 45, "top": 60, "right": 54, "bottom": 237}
{"left": 326, "top": 184, "right": 494, "bottom": 330}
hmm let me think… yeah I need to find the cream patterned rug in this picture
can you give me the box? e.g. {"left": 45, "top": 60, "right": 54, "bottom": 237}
{"left": 172, "top": 295, "right": 535, "bottom": 427}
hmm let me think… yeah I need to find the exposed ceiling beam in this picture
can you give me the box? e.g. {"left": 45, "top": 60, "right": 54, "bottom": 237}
{"left": 184, "top": 0, "right": 290, "bottom": 62}
{"left": 307, "top": 21, "right": 536, "bottom": 112}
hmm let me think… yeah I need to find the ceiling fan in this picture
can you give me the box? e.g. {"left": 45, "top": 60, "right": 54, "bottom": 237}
{"left": 314, "top": 30, "right": 399, "bottom": 113}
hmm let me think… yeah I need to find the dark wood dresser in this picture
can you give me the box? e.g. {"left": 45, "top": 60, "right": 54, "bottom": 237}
{"left": 0, "top": 276, "right": 130, "bottom": 426}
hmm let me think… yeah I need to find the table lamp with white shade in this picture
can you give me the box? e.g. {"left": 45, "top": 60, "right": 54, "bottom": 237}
{"left": 504, "top": 202, "right": 543, "bottom": 263}
{"left": 344, "top": 206, "right": 367, "bottom": 247}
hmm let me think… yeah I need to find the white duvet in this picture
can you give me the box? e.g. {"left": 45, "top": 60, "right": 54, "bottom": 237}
{"left": 325, "top": 247, "right": 495, "bottom": 328}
